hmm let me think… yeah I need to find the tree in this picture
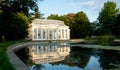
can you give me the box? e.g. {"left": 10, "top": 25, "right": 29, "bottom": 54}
{"left": 47, "top": 14, "right": 60, "bottom": 20}
{"left": 70, "top": 11, "right": 93, "bottom": 38}
{"left": 29, "top": 8, "right": 44, "bottom": 22}
{"left": 0, "top": 12, "right": 29, "bottom": 40}
{"left": 34, "top": 8, "right": 44, "bottom": 18}
{"left": 60, "top": 13, "right": 75, "bottom": 26}
{"left": 0, "top": 0, "right": 43, "bottom": 16}
{"left": 91, "top": 20, "right": 101, "bottom": 35}
{"left": 113, "top": 13, "right": 120, "bottom": 35}
{"left": 98, "top": 1, "right": 119, "bottom": 35}
{"left": 0, "top": 0, "right": 43, "bottom": 41}
{"left": 0, "top": 11, "right": 2, "bottom": 41}
{"left": 47, "top": 13, "right": 75, "bottom": 26}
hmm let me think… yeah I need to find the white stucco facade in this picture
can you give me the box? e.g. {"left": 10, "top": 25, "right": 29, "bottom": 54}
{"left": 31, "top": 19, "right": 70, "bottom": 41}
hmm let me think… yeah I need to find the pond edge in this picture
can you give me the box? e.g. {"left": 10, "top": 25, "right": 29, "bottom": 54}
{"left": 6, "top": 42, "right": 49, "bottom": 70}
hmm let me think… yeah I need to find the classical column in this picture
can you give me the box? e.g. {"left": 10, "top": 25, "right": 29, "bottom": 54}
{"left": 66, "top": 29, "right": 68, "bottom": 39}
{"left": 68, "top": 29, "right": 70, "bottom": 39}
{"left": 58, "top": 29, "right": 60, "bottom": 39}
{"left": 65, "top": 29, "right": 67, "bottom": 39}
{"left": 54, "top": 29, "right": 55, "bottom": 40}
{"left": 62, "top": 29, "right": 64, "bottom": 39}
{"left": 54, "top": 29, "right": 56, "bottom": 40}
{"left": 33, "top": 28, "right": 36, "bottom": 40}
{"left": 41, "top": 29, "right": 43, "bottom": 40}
{"left": 48, "top": 29, "right": 49, "bottom": 40}
{"left": 62, "top": 29, "right": 63, "bottom": 39}
{"left": 63, "top": 29, "right": 66, "bottom": 39}
{"left": 38, "top": 29, "right": 40, "bottom": 40}
{"left": 59, "top": 29, "right": 61, "bottom": 39}
{"left": 56, "top": 29, "right": 59, "bottom": 40}
{"left": 61, "top": 29, "right": 62, "bottom": 39}
{"left": 61, "top": 29, "right": 63, "bottom": 39}
{"left": 52, "top": 29, "right": 54, "bottom": 40}
{"left": 32, "top": 28, "right": 34, "bottom": 40}
{"left": 55, "top": 29, "right": 57, "bottom": 40}
{"left": 37, "top": 28, "right": 38, "bottom": 40}
{"left": 45, "top": 29, "right": 47, "bottom": 40}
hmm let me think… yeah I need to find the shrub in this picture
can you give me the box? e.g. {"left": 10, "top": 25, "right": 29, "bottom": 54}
{"left": 97, "top": 35, "right": 115, "bottom": 45}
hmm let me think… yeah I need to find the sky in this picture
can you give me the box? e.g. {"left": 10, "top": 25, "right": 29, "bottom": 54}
{"left": 38, "top": 0, "right": 120, "bottom": 22}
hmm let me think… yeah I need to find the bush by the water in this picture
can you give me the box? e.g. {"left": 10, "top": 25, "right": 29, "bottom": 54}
{"left": 97, "top": 35, "right": 115, "bottom": 45}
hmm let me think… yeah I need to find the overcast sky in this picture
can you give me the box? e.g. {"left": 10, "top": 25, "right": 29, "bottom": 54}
{"left": 38, "top": 0, "right": 120, "bottom": 22}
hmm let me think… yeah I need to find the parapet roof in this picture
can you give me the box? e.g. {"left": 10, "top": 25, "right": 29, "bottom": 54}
{"left": 32, "top": 19, "right": 66, "bottom": 26}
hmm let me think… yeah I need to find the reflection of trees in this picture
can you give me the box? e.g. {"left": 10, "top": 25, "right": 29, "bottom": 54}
{"left": 32, "top": 64, "right": 45, "bottom": 70}
{"left": 68, "top": 46, "right": 93, "bottom": 68}
{"left": 50, "top": 46, "right": 93, "bottom": 69}
{"left": 65, "top": 52, "right": 90, "bottom": 68}
{"left": 15, "top": 47, "right": 34, "bottom": 66}
{"left": 98, "top": 49, "right": 120, "bottom": 70}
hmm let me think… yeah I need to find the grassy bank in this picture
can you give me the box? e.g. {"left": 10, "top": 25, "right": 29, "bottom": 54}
{"left": 0, "top": 41, "right": 25, "bottom": 70}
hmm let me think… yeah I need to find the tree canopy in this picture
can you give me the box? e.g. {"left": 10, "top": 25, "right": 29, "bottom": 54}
{"left": 98, "top": 1, "right": 119, "bottom": 35}
{"left": 114, "top": 13, "right": 120, "bottom": 35}
{"left": 61, "top": 13, "right": 75, "bottom": 26}
{"left": 47, "top": 13, "right": 75, "bottom": 26}
{"left": 34, "top": 8, "right": 44, "bottom": 18}
{"left": 70, "top": 11, "right": 93, "bottom": 38}
{"left": 47, "top": 14, "right": 61, "bottom": 20}
{"left": 0, "top": 0, "right": 43, "bottom": 41}
{"left": 0, "top": 0, "right": 43, "bottom": 16}
{"left": 47, "top": 11, "right": 93, "bottom": 38}
{"left": 0, "top": 12, "right": 29, "bottom": 40}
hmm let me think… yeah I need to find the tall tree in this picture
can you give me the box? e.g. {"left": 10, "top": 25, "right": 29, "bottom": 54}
{"left": 61, "top": 13, "right": 75, "bottom": 26}
{"left": 113, "top": 13, "right": 120, "bottom": 35}
{"left": 0, "top": 0, "right": 43, "bottom": 16}
{"left": 29, "top": 8, "right": 44, "bottom": 21}
{"left": 34, "top": 8, "right": 44, "bottom": 18}
{"left": 98, "top": 1, "right": 119, "bottom": 35}
{"left": 91, "top": 20, "right": 101, "bottom": 35}
{"left": 71, "top": 11, "right": 93, "bottom": 38}
{"left": 47, "top": 13, "right": 75, "bottom": 26}
{"left": 0, "top": 12, "right": 29, "bottom": 40}
{"left": 0, "top": 0, "right": 43, "bottom": 41}
{"left": 47, "top": 14, "right": 60, "bottom": 20}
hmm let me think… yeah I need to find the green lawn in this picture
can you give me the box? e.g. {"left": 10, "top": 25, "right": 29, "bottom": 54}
{"left": 0, "top": 41, "right": 25, "bottom": 70}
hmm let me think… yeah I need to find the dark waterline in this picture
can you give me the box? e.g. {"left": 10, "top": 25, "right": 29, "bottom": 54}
{"left": 15, "top": 42, "right": 120, "bottom": 70}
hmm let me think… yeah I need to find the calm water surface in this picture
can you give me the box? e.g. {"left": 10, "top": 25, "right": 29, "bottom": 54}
{"left": 15, "top": 42, "right": 120, "bottom": 70}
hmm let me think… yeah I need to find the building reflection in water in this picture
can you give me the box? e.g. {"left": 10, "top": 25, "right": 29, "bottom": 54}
{"left": 28, "top": 42, "right": 70, "bottom": 64}
{"left": 15, "top": 42, "right": 120, "bottom": 70}
{"left": 27, "top": 44, "right": 95, "bottom": 70}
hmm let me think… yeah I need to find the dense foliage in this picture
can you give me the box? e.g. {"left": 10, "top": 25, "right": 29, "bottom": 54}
{"left": 47, "top": 13, "right": 75, "bottom": 26}
{"left": 47, "top": 12, "right": 93, "bottom": 38}
{"left": 97, "top": 35, "right": 114, "bottom": 45}
{"left": 0, "top": 0, "right": 43, "bottom": 16}
{"left": 70, "top": 11, "right": 93, "bottom": 38}
{"left": 98, "top": 1, "right": 119, "bottom": 35}
{"left": 0, "top": 12, "right": 29, "bottom": 40}
{"left": 47, "top": 14, "right": 61, "bottom": 20}
{"left": 114, "top": 14, "right": 120, "bottom": 35}
{"left": 0, "top": 0, "right": 43, "bottom": 41}
{"left": 60, "top": 13, "right": 75, "bottom": 26}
